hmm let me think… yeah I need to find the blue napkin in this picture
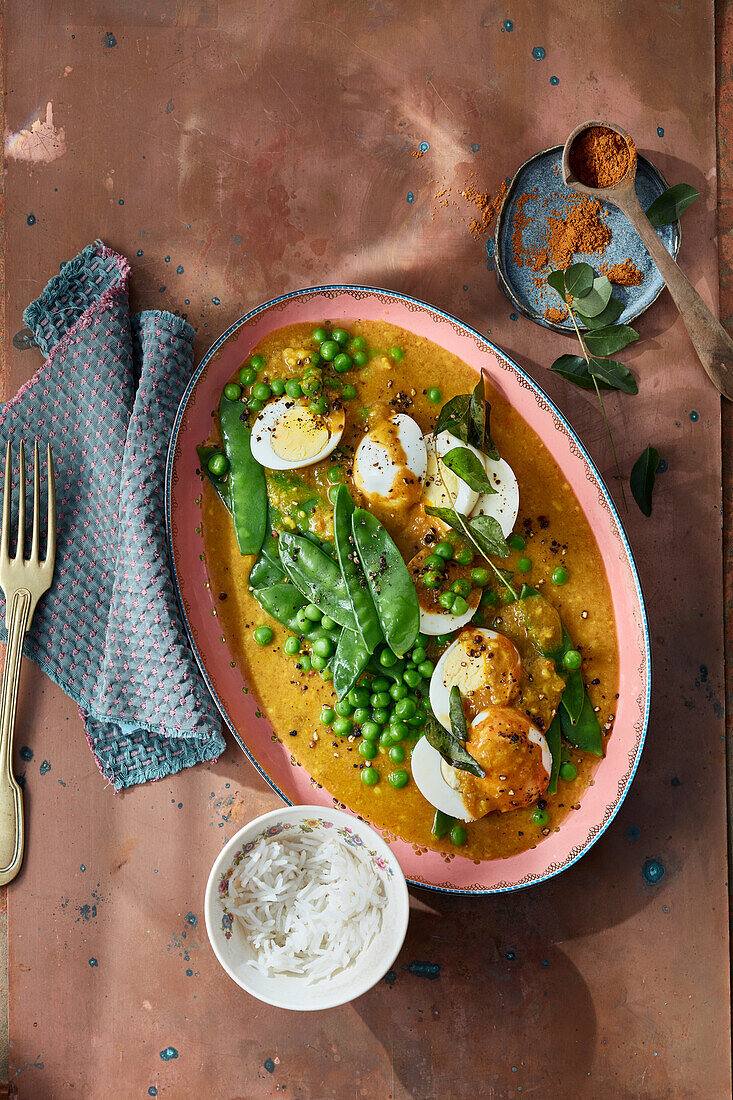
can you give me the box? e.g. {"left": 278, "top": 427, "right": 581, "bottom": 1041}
{"left": 0, "top": 241, "right": 225, "bottom": 788}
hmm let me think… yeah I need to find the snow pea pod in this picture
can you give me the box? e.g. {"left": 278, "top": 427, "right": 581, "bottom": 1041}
{"left": 545, "top": 712, "right": 562, "bottom": 795}
{"left": 351, "top": 509, "right": 420, "bottom": 657}
{"left": 219, "top": 395, "right": 267, "bottom": 556}
{"left": 254, "top": 582, "right": 307, "bottom": 633}
{"left": 332, "top": 628, "right": 371, "bottom": 699}
{"left": 196, "top": 444, "right": 231, "bottom": 513}
{"left": 249, "top": 526, "right": 286, "bottom": 589}
{"left": 559, "top": 691, "right": 603, "bottom": 756}
{"left": 278, "top": 532, "right": 357, "bottom": 630}
{"left": 333, "top": 486, "right": 382, "bottom": 653}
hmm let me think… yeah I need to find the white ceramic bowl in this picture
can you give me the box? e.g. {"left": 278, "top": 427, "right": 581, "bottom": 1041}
{"left": 204, "top": 805, "right": 410, "bottom": 1010}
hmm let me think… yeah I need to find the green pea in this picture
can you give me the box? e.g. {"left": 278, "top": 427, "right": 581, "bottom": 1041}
{"left": 435, "top": 633, "right": 454, "bottom": 647}
{"left": 427, "top": 387, "right": 442, "bottom": 404}
{"left": 371, "top": 691, "right": 391, "bottom": 709}
{"left": 284, "top": 636, "right": 301, "bottom": 656}
{"left": 388, "top": 769, "right": 409, "bottom": 788}
{"left": 560, "top": 761, "right": 578, "bottom": 781}
{"left": 298, "top": 655, "right": 312, "bottom": 672}
{"left": 353, "top": 707, "right": 370, "bottom": 725}
{"left": 423, "top": 570, "right": 442, "bottom": 589}
{"left": 250, "top": 354, "right": 266, "bottom": 371}
{"left": 406, "top": 709, "right": 426, "bottom": 728}
{"left": 335, "top": 698, "right": 353, "bottom": 717}
{"left": 481, "top": 589, "right": 498, "bottom": 607}
{"left": 563, "top": 650, "right": 582, "bottom": 671}
{"left": 417, "top": 660, "right": 434, "bottom": 678}
{"left": 311, "top": 654, "right": 327, "bottom": 671}
{"left": 403, "top": 668, "right": 422, "bottom": 689}
{"left": 320, "top": 706, "right": 335, "bottom": 725}
{"left": 270, "top": 378, "right": 286, "bottom": 396}
{"left": 371, "top": 708, "right": 389, "bottom": 725}
{"left": 531, "top": 808, "right": 549, "bottom": 827}
{"left": 361, "top": 766, "right": 380, "bottom": 786}
{"left": 517, "top": 557, "right": 532, "bottom": 573}
{"left": 394, "top": 697, "right": 417, "bottom": 720}
{"left": 333, "top": 353, "right": 352, "bottom": 373}
{"left": 310, "top": 397, "right": 328, "bottom": 415}
{"left": 349, "top": 687, "right": 371, "bottom": 708}
{"left": 312, "top": 326, "right": 330, "bottom": 343}
{"left": 320, "top": 614, "right": 336, "bottom": 630}
{"left": 425, "top": 554, "right": 445, "bottom": 570}
{"left": 438, "top": 591, "right": 456, "bottom": 610}
{"left": 239, "top": 366, "right": 257, "bottom": 386}
{"left": 224, "top": 382, "right": 242, "bottom": 401}
{"left": 295, "top": 609, "right": 310, "bottom": 631}
{"left": 380, "top": 728, "right": 396, "bottom": 746}
{"left": 248, "top": 398, "right": 263, "bottom": 414}
{"left": 389, "top": 719, "right": 409, "bottom": 741}
{"left": 285, "top": 379, "right": 302, "bottom": 399}
{"left": 353, "top": 351, "right": 368, "bottom": 367}
{"left": 434, "top": 541, "right": 454, "bottom": 560}
{"left": 342, "top": 383, "right": 358, "bottom": 399}
{"left": 305, "top": 603, "right": 322, "bottom": 622}
{"left": 389, "top": 744, "right": 406, "bottom": 764}
{"left": 450, "top": 824, "right": 467, "bottom": 846}
{"left": 333, "top": 716, "right": 353, "bottom": 737}
{"left": 313, "top": 638, "right": 333, "bottom": 660}
{"left": 301, "top": 375, "right": 322, "bottom": 397}
{"left": 325, "top": 467, "right": 341, "bottom": 485}
{"left": 380, "top": 648, "right": 399, "bottom": 668}
{"left": 252, "top": 382, "right": 272, "bottom": 402}
{"left": 451, "top": 578, "right": 471, "bottom": 597}
{"left": 500, "top": 589, "right": 515, "bottom": 605}
{"left": 455, "top": 547, "right": 474, "bottom": 566}
{"left": 552, "top": 567, "right": 568, "bottom": 585}
{"left": 371, "top": 677, "right": 389, "bottom": 692}
{"left": 389, "top": 683, "right": 408, "bottom": 701}
{"left": 508, "top": 533, "right": 526, "bottom": 551}
{"left": 320, "top": 339, "right": 339, "bottom": 361}
{"left": 253, "top": 625, "right": 274, "bottom": 646}
{"left": 207, "top": 453, "right": 229, "bottom": 477}
{"left": 471, "top": 567, "right": 491, "bottom": 587}
{"left": 361, "top": 720, "right": 380, "bottom": 741}
{"left": 411, "top": 646, "right": 427, "bottom": 664}
{"left": 351, "top": 336, "right": 367, "bottom": 351}
{"left": 359, "top": 740, "right": 378, "bottom": 759}
{"left": 452, "top": 596, "right": 469, "bottom": 616}
{"left": 389, "top": 346, "right": 404, "bottom": 361}
{"left": 332, "top": 327, "right": 350, "bottom": 345}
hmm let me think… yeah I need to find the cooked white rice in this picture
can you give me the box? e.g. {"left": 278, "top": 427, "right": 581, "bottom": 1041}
{"left": 226, "top": 832, "right": 388, "bottom": 983}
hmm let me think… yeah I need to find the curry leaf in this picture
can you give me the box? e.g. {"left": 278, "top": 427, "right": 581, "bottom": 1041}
{"left": 467, "top": 376, "right": 486, "bottom": 450}
{"left": 630, "top": 445, "right": 660, "bottom": 516}
{"left": 550, "top": 354, "right": 595, "bottom": 390}
{"left": 572, "top": 276, "right": 612, "bottom": 317}
{"left": 563, "top": 262, "right": 594, "bottom": 299}
{"left": 547, "top": 270, "right": 567, "bottom": 298}
{"left": 442, "top": 447, "right": 495, "bottom": 494}
{"left": 588, "top": 356, "right": 638, "bottom": 394}
{"left": 433, "top": 394, "right": 471, "bottom": 442}
{"left": 584, "top": 325, "right": 639, "bottom": 357}
{"left": 545, "top": 713, "right": 562, "bottom": 795}
{"left": 424, "top": 715, "right": 485, "bottom": 778}
{"left": 576, "top": 295, "right": 624, "bottom": 329}
{"left": 431, "top": 809, "right": 456, "bottom": 838}
{"left": 449, "top": 685, "right": 469, "bottom": 741}
{"left": 469, "top": 514, "right": 510, "bottom": 558}
{"left": 645, "top": 183, "right": 699, "bottom": 228}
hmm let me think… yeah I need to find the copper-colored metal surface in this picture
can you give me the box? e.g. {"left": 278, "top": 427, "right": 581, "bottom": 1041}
{"left": 1, "top": 2, "right": 731, "bottom": 1097}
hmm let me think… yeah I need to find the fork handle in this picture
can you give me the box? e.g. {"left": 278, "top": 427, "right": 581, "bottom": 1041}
{"left": 0, "top": 589, "right": 31, "bottom": 885}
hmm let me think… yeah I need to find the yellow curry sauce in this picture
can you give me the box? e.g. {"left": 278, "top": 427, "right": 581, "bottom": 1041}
{"left": 202, "top": 321, "right": 619, "bottom": 862}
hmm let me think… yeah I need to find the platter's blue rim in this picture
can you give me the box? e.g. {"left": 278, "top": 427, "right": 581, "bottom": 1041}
{"left": 493, "top": 144, "right": 680, "bottom": 333}
{"left": 164, "top": 283, "right": 652, "bottom": 897}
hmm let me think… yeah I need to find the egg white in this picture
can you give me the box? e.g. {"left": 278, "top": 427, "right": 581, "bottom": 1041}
{"left": 423, "top": 432, "right": 481, "bottom": 516}
{"left": 429, "top": 628, "right": 522, "bottom": 729}
{"left": 410, "top": 736, "right": 477, "bottom": 820}
{"left": 418, "top": 601, "right": 479, "bottom": 637}
{"left": 249, "top": 396, "right": 345, "bottom": 471}
{"left": 353, "top": 414, "right": 427, "bottom": 503}
{"left": 470, "top": 455, "right": 520, "bottom": 538}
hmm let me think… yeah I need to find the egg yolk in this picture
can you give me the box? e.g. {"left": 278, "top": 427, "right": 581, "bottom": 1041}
{"left": 454, "top": 707, "right": 551, "bottom": 816}
{"left": 271, "top": 407, "right": 333, "bottom": 463}
{"left": 440, "top": 628, "right": 522, "bottom": 716}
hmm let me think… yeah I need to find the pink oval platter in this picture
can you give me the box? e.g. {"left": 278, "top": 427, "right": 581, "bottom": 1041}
{"left": 165, "top": 285, "right": 650, "bottom": 895}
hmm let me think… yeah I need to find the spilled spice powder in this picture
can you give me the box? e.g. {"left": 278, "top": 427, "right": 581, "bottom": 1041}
{"left": 544, "top": 197, "right": 611, "bottom": 268}
{"left": 462, "top": 178, "right": 508, "bottom": 240}
{"left": 569, "top": 126, "right": 635, "bottom": 189}
{"left": 601, "top": 259, "right": 643, "bottom": 286}
{"left": 544, "top": 305, "right": 568, "bottom": 323}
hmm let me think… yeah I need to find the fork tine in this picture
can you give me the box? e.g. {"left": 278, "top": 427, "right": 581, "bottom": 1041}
{"left": 0, "top": 441, "right": 9, "bottom": 562}
{"left": 30, "top": 441, "right": 40, "bottom": 562}
{"left": 14, "top": 441, "right": 25, "bottom": 562}
{"left": 45, "top": 445, "right": 56, "bottom": 566}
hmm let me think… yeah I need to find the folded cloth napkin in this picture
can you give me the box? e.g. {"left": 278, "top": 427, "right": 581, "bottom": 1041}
{"left": 0, "top": 241, "right": 226, "bottom": 789}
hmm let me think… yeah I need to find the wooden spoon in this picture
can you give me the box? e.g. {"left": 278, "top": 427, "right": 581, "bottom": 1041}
{"left": 562, "top": 119, "right": 733, "bottom": 400}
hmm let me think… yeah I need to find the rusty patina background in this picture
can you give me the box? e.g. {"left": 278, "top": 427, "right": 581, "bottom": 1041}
{"left": 0, "top": 1, "right": 731, "bottom": 1097}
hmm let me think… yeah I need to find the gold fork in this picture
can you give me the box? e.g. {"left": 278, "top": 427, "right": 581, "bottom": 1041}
{"left": 0, "top": 441, "right": 56, "bottom": 885}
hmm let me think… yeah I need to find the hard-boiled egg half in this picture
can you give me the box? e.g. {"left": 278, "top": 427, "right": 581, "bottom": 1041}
{"left": 429, "top": 627, "right": 522, "bottom": 729}
{"left": 354, "top": 414, "right": 427, "bottom": 507}
{"left": 423, "top": 432, "right": 482, "bottom": 515}
{"left": 250, "top": 396, "right": 345, "bottom": 471}
{"left": 411, "top": 707, "right": 552, "bottom": 821}
{"left": 470, "top": 455, "right": 520, "bottom": 539}
{"left": 407, "top": 546, "right": 481, "bottom": 636}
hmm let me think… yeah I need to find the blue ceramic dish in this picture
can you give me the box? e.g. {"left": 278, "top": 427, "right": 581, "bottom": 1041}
{"left": 494, "top": 145, "right": 680, "bottom": 332}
